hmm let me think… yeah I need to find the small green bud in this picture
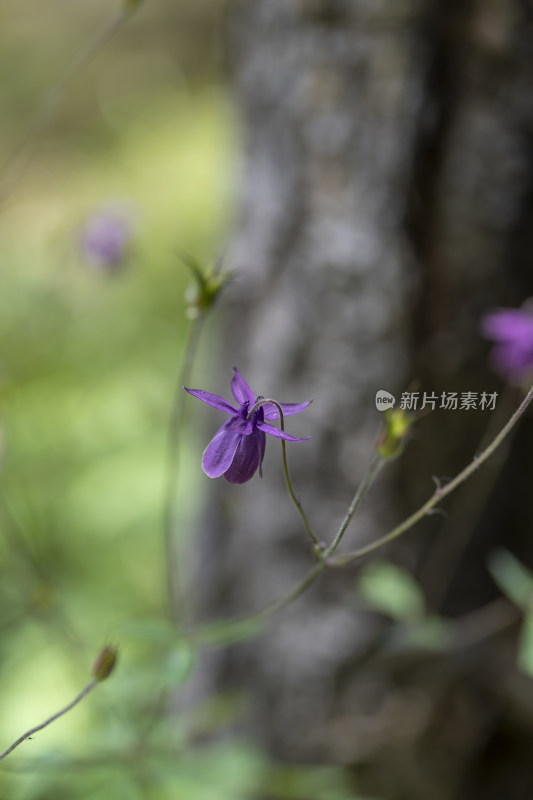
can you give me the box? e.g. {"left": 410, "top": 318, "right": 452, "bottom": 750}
{"left": 180, "top": 252, "right": 232, "bottom": 318}
{"left": 313, "top": 541, "right": 326, "bottom": 560}
{"left": 91, "top": 646, "right": 118, "bottom": 682}
{"left": 376, "top": 408, "right": 413, "bottom": 459}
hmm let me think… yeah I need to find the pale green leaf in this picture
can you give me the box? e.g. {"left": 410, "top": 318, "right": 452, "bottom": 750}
{"left": 358, "top": 561, "right": 425, "bottom": 622}
{"left": 488, "top": 549, "right": 533, "bottom": 609}
{"left": 518, "top": 613, "right": 533, "bottom": 677}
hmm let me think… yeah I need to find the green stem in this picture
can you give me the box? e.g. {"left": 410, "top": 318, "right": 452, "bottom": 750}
{"left": 255, "top": 561, "right": 326, "bottom": 620}
{"left": 193, "top": 443, "right": 384, "bottom": 638}
{"left": 324, "top": 452, "right": 384, "bottom": 558}
{"left": 195, "top": 560, "right": 327, "bottom": 646}
{"left": 420, "top": 384, "right": 518, "bottom": 610}
{"left": 192, "top": 385, "right": 533, "bottom": 640}
{"left": 251, "top": 398, "right": 319, "bottom": 548}
{"left": 0, "top": 680, "right": 97, "bottom": 761}
{"left": 163, "top": 315, "right": 205, "bottom": 627}
{"left": 330, "top": 383, "right": 533, "bottom": 567}
{"left": 202, "top": 450, "right": 384, "bottom": 629}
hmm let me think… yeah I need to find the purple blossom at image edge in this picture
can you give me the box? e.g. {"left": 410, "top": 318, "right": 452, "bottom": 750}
{"left": 184, "top": 368, "right": 311, "bottom": 484}
{"left": 481, "top": 306, "right": 533, "bottom": 382}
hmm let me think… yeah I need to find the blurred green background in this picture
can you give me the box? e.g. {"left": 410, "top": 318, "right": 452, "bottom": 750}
{"left": 0, "top": 0, "right": 255, "bottom": 796}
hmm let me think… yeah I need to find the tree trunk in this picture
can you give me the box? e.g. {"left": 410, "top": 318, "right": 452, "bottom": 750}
{"left": 190, "top": 1, "right": 533, "bottom": 797}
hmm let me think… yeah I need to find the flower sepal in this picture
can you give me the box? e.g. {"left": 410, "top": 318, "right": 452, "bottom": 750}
{"left": 181, "top": 253, "right": 233, "bottom": 319}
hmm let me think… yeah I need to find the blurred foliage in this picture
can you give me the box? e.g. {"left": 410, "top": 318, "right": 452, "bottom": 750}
{"left": 357, "top": 561, "right": 452, "bottom": 652}
{"left": 488, "top": 548, "right": 533, "bottom": 677}
{"left": 358, "top": 561, "right": 426, "bottom": 623}
{"left": 488, "top": 548, "right": 533, "bottom": 610}
{"left": 0, "top": 2, "right": 370, "bottom": 798}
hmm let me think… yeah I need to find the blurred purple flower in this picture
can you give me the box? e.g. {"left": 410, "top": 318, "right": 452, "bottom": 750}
{"left": 481, "top": 306, "right": 533, "bottom": 382}
{"left": 184, "top": 367, "right": 311, "bottom": 484}
{"left": 80, "top": 207, "right": 132, "bottom": 270}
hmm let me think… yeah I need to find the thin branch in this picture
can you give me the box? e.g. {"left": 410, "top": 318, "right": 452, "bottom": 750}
{"left": 0, "top": 680, "right": 97, "bottom": 762}
{"left": 324, "top": 452, "right": 384, "bottom": 558}
{"left": 420, "top": 385, "right": 518, "bottom": 609}
{"left": 196, "top": 385, "right": 533, "bottom": 635}
{"left": 255, "top": 561, "right": 326, "bottom": 621}
{"left": 330, "top": 384, "right": 533, "bottom": 567}
{"left": 195, "top": 560, "right": 327, "bottom": 647}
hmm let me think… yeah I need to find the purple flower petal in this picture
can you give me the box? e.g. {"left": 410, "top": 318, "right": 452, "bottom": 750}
{"left": 263, "top": 400, "right": 312, "bottom": 421}
{"left": 257, "top": 421, "right": 311, "bottom": 442}
{"left": 202, "top": 417, "right": 245, "bottom": 477}
{"left": 491, "top": 342, "right": 533, "bottom": 378}
{"left": 184, "top": 387, "right": 237, "bottom": 415}
{"left": 257, "top": 430, "right": 266, "bottom": 477}
{"left": 80, "top": 208, "right": 131, "bottom": 269}
{"left": 230, "top": 367, "right": 255, "bottom": 405}
{"left": 224, "top": 429, "right": 266, "bottom": 484}
{"left": 481, "top": 307, "right": 533, "bottom": 381}
{"left": 481, "top": 310, "right": 533, "bottom": 343}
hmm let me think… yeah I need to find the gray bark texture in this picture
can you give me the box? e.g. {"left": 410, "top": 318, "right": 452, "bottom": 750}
{"left": 190, "top": 1, "right": 533, "bottom": 798}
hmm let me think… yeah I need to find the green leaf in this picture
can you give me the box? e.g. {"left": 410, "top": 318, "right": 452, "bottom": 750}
{"left": 518, "top": 613, "right": 533, "bottom": 677}
{"left": 488, "top": 549, "right": 533, "bottom": 609}
{"left": 358, "top": 561, "right": 425, "bottom": 622}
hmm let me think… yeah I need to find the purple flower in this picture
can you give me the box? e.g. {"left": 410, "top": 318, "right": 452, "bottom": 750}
{"left": 80, "top": 207, "right": 132, "bottom": 270}
{"left": 184, "top": 368, "right": 311, "bottom": 484}
{"left": 481, "top": 307, "right": 533, "bottom": 382}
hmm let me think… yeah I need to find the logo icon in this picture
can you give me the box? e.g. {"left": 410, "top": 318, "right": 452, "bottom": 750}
{"left": 375, "top": 390, "right": 395, "bottom": 412}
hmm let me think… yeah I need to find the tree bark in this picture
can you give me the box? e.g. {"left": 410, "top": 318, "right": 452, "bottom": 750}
{"left": 190, "top": 1, "right": 533, "bottom": 797}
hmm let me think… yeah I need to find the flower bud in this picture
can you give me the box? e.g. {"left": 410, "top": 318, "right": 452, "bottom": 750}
{"left": 91, "top": 646, "right": 118, "bottom": 682}
{"left": 180, "top": 253, "right": 232, "bottom": 318}
{"left": 376, "top": 408, "right": 413, "bottom": 459}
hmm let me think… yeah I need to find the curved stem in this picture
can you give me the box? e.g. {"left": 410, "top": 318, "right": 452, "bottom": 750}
{"left": 420, "top": 384, "right": 518, "bottom": 610}
{"left": 325, "top": 452, "right": 384, "bottom": 558}
{"left": 251, "top": 398, "right": 319, "bottom": 547}
{"left": 0, "top": 680, "right": 97, "bottom": 761}
{"left": 330, "top": 384, "right": 533, "bottom": 567}
{"left": 255, "top": 561, "right": 326, "bottom": 620}
{"left": 195, "top": 560, "right": 327, "bottom": 647}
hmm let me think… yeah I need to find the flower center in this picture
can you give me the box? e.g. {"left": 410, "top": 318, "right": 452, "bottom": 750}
{"left": 246, "top": 395, "right": 264, "bottom": 422}
{"left": 245, "top": 402, "right": 264, "bottom": 431}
